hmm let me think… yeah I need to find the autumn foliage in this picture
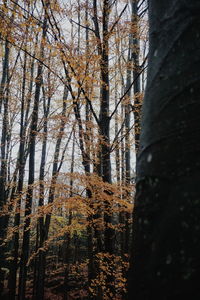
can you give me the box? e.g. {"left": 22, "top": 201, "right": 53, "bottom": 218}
{"left": 0, "top": 0, "right": 147, "bottom": 299}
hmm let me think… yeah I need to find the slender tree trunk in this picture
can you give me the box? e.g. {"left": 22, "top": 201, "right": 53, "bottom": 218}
{"left": 84, "top": 1, "right": 96, "bottom": 292}
{"left": 132, "top": 0, "right": 141, "bottom": 152}
{"left": 63, "top": 132, "right": 75, "bottom": 300}
{"left": 98, "top": 0, "right": 113, "bottom": 255}
{"left": 0, "top": 39, "right": 10, "bottom": 294}
{"left": 128, "top": 1, "right": 200, "bottom": 299}
{"left": 8, "top": 50, "right": 28, "bottom": 300}
{"left": 35, "top": 85, "right": 68, "bottom": 300}
{"left": 18, "top": 8, "right": 48, "bottom": 299}
{"left": 0, "top": 1, "right": 19, "bottom": 293}
{"left": 98, "top": 1, "right": 115, "bottom": 297}
{"left": 124, "top": 32, "right": 132, "bottom": 256}
{"left": 0, "top": 40, "right": 9, "bottom": 113}
{"left": 9, "top": 54, "right": 35, "bottom": 300}
{"left": 18, "top": 62, "right": 42, "bottom": 300}
{"left": 32, "top": 82, "right": 51, "bottom": 300}
{"left": 0, "top": 39, "right": 9, "bottom": 231}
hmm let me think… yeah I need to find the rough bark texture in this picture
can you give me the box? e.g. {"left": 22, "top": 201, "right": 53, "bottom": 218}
{"left": 128, "top": 0, "right": 200, "bottom": 299}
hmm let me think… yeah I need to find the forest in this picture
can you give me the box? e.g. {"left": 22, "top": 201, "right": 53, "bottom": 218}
{"left": 0, "top": 0, "right": 147, "bottom": 299}
{"left": 0, "top": 0, "right": 200, "bottom": 299}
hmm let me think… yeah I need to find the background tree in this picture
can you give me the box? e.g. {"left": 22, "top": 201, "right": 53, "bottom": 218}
{"left": 128, "top": 0, "right": 200, "bottom": 299}
{"left": 0, "top": 0, "right": 148, "bottom": 299}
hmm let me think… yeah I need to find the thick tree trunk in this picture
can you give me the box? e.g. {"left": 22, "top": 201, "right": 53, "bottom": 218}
{"left": 128, "top": 1, "right": 200, "bottom": 299}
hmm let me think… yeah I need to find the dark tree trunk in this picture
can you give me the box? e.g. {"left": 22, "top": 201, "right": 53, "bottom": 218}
{"left": 18, "top": 62, "right": 42, "bottom": 300}
{"left": 0, "top": 2, "right": 19, "bottom": 294}
{"left": 9, "top": 55, "right": 35, "bottom": 298}
{"left": 32, "top": 81, "right": 51, "bottom": 300}
{"left": 128, "top": 1, "right": 200, "bottom": 299}
{"left": 18, "top": 8, "right": 48, "bottom": 298}
{"left": 98, "top": 0, "right": 113, "bottom": 256}
{"left": 8, "top": 50, "right": 28, "bottom": 300}
{"left": 84, "top": 2, "right": 96, "bottom": 291}
{"left": 0, "top": 39, "right": 9, "bottom": 234}
{"left": 63, "top": 132, "right": 75, "bottom": 300}
{"left": 132, "top": 0, "right": 141, "bottom": 153}
{"left": 35, "top": 85, "right": 68, "bottom": 300}
{"left": 0, "top": 39, "right": 10, "bottom": 294}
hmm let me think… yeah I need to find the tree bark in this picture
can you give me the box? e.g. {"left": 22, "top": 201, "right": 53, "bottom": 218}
{"left": 128, "top": 0, "right": 200, "bottom": 299}
{"left": 98, "top": 0, "right": 113, "bottom": 255}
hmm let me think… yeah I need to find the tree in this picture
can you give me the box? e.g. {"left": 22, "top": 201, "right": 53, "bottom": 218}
{"left": 128, "top": 0, "right": 200, "bottom": 299}
{"left": 0, "top": 1, "right": 147, "bottom": 299}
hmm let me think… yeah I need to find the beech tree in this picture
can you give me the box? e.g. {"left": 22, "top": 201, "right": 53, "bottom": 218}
{"left": 128, "top": 0, "right": 200, "bottom": 299}
{"left": 0, "top": 1, "right": 147, "bottom": 299}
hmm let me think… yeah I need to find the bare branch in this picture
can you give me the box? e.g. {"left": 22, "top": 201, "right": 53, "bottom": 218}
{"left": 109, "top": 65, "right": 147, "bottom": 120}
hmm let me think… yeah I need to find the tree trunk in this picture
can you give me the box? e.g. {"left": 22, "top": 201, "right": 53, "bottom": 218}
{"left": 32, "top": 82, "right": 51, "bottom": 300}
{"left": 18, "top": 8, "right": 48, "bottom": 298}
{"left": 0, "top": 39, "right": 10, "bottom": 294}
{"left": 8, "top": 50, "right": 28, "bottom": 300}
{"left": 98, "top": 0, "right": 113, "bottom": 255}
{"left": 34, "top": 84, "right": 68, "bottom": 300}
{"left": 63, "top": 132, "right": 75, "bottom": 300}
{"left": 128, "top": 1, "right": 200, "bottom": 299}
